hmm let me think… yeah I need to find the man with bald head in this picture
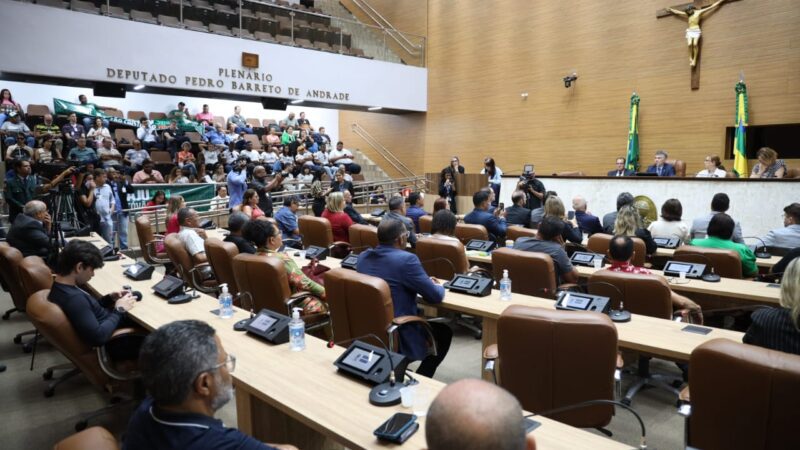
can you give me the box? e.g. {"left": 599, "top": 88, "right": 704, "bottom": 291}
{"left": 572, "top": 195, "right": 602, "bottom": 236}
{"left": 426, "top": 379, "right": 536, "bottom": 450}
{"left": 7, "top": 200, "right": 52, "bottom": 258}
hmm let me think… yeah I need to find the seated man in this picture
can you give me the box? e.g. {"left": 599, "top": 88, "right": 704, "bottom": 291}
{"left": 124, "top": 140, "right": 149, "bottom": 172}
{"left": 136, "top": 117, "right": 161, "bottom": 150}
{"left": 690, "top": 193, "right": 744, "bottom": 243}
{"left": 132, "top": 160, "right": 165, "bottom": 184}
{"left": 426, "top": 379, "right": 536, "bottom": 450}
{"left": 602, "top": 192, "right": 634, "bottom": 234}
{"left": 124, "top": 320, "right": 296, "bottom": 450}
{"left": 605, "top": 235, "right": 701, "bottom": 316}
{"left": 465, "top": 189, "right": 507, "bottom": 241}
{"left": 760, "top": 202, "right": 800, "bottom": 249}
{"left": 405, "top": 192, "right": 428, "bottom": 233}
{"left": 513, "top": 216, "right": 579, "bottom": 284}
{"left": 357, "top": 219, "right": 452, "bottom": 377}
{"left": 48, "top": 241, "right": 137, "bottom": 349}
{"left": 690, "top": 213, "right": 758, "bottom": 277}
{"left": 573, "top": 195, "right": 603, "bottom": 236}
{"left": 645, "top": 150, "right": 676, "bottom": 176}
{"left": 274, "top": 196, "right": 303, "bottom": 242}
{"left": 343, "top": 190, "right": 367, "bottom": 225}
{"left": 97, "top": 138, "right": 123, "bottom": 171}
{"left": 223, "top": 212, "right": 256, "bottom": 254}
{"left": 1, "top": 112, "right": 35, "bottom": 147}
{"left": 607, "top": 156, "right": 635, "bottom": 177}
{"left": 5, "top": 133, "right": 33, "bottom": 162}
{"left": 505, "top": 190, "right": 532, "bottom": 228}
{"left": 7, "top": 200, "right": 52, "bottom": 258}
{"left": 177, "top": 208, "right": 209, "bottom": 265}
{"left": 383, "top": 196, "right": 417, "bottom": 248}
{"left": 67, "top": 137, "right": 97, "bottom": 164}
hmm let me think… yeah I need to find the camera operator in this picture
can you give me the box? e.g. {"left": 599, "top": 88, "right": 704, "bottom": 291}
{"left": 6, "top": 200, "right": 52, "bottom": 258}
{"left": 249, "top": 165, "right": 283, "bottom": 217}
{"left": 519, "top": 166, "right": 546, "bottom": 210}
{"left": 4, "top": 159, "right": 73, "bottom": 223}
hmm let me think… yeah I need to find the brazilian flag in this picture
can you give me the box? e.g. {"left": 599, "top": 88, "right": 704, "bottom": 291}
{"left": 625, "top": 93, "right": 640, "bottom": 172}
{"left": 733, "top": 81, "right": 749, "bottom": 177}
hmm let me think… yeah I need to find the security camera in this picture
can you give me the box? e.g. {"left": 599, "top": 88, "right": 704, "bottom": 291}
{"left": 563, "top": 72, "right": 578, "bottom": 88}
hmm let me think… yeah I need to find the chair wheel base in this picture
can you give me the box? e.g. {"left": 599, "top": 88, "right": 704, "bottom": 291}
{"left": 620, "top": 398, "right": 631, "bottom": 406}
{"left": 42, "top": 370, "right": 53, "bottom": 381}
{"left": 13, "top": 335, "right": 22, "bottom": 344}
{"left": 2, "top": 313, "right": 10, "bottom": 320}
{"left": 74, "top": 420, "right": 88, "bottom": 432}
{"left": 44, "top": 388, "right": 55, "bottom": 398}
{"left": 473, "top": 332, "right": 482, "bottom": 340}
{"left": 22, "top": 343, "right": 33, "bottom": 353}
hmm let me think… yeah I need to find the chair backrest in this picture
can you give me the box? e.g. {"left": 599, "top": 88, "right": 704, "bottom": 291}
{"left": 454, "top": 223, "right": 488, "bottom": 245}
{"left": 588, "top": 270, "right": 673, "bottom": 319}
{"left": 415, "top": 237, "right": 469, "bottom": 280}
{"left": 204, "top": 239, "right": 239, "bottom": 296}
{"left": 126, "top": 110, "right": 146, "bottom": 120}
{"left": 149, "top": 151, "right": 172, "bottom": 163}
{"left": 674, "top": 245, "right": 742, "bottom": 279}
{"left": 418, "top": 215, "right": 433, "bottom": 234}
{"left": 164, "top": 234, "right": 195, "bottom": 286}
{"left": 497, "top": 305, "right": 617, "bottom": 428}
{"left": 0, "top": 243, "right": 27, "bottom": 311}
{"left": 26, "top": 290, "right": 109, "bottom": 389}
{"left": 26, "top": 104, "right": 51, "bottom": 117}
{"left": 298, "top": 216, "right": 333, "bottom": 249}
{"left": 19, "top": 256, "right": 53, "bottom": 299}
{"left": 587, "top": 233, "right": 646, "bottom": 267}
{"left": 688, "top": 338, "right": 800, "bottom": 450}
{"left": 232, "top": 254, "right": 291, "bottom": 313}
{"left": 135, "top": 216, "right": 160, "bottom": 265}
{"left": 148, "top": 112, "right": 167, "bottom": 121}
{"left": 507, "top": 226, "right": 537, "bottom": 241}
{"left": 325, "top": 269, "right": 394, "bottom": 345}
{"left": 348, "top": 224, "right": 378, "bottom": 250}
{"left": 53, "top": 427, "right": 119, "bottom": 450}
{"left": 666, "top": 159, "right": 686, "bottom": 177}
{"left": 785, "top": 167, "right": 800, "bottom": 179}
{"left": 492, "top": 248, "right": 556, "bottom": 297}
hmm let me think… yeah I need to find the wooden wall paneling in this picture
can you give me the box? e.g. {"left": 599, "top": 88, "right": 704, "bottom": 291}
{"left": 338, "top": 0, "right": 428, "bottom": 65}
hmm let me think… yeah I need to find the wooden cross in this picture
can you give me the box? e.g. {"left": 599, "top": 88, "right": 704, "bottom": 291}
{"left": 657, "top": 0, "right": 741, "bottom": 89}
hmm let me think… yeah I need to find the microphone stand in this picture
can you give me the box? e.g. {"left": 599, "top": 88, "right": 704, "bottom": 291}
{"left": 232, "top": 291, "right": 254, "bottom": 331}
{"left": 743, "top": 236, "right": 772, "bottom": 259}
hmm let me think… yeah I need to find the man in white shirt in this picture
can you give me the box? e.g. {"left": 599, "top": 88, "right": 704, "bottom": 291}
{"left": 313, "top": 147, "right": 335, "bottom": 180}
{"left": 97, "top": 138, "right": 123, "bottom": 171}
{"left": 240, "top": 141, "right": 260, "bottom": 162}
{"left": 93, "top": 169, "right": 115, "bottom": 245}
{"left": 202, "top": 145, "right": 221, "bottom": 171}
{"left": 221, "top": 147, "right": 240, "bottom": 172}
{"left": 176, "top": 208, "right": 208, "bottom": 265}
{"left": 261, "top": 146, "right": 279, "bottom": 169}
{"left": 329, "top": 141, "right": 361, "bottom": 174}
{"left": 136, "top": 118, "right": 161, "bottom": 150}
{"left": 124, "top": 140, "right": 149, "bottom": 171}
{"left": 760, "top": 203, "right": 800, "bottom": 250}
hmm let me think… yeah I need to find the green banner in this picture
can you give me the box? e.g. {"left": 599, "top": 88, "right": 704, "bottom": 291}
{"left": 53, "top": 98, "right": 204, "bottom": 133}
{"left": 126, "top": 183, "right": 216, "bottom": 212}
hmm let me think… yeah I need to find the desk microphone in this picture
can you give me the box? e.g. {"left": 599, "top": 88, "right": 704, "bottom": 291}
{"left": 561, "top": 281, "right": 629, "bottom": 322}
{"left": 743, "top": 236, "right": 772, "bottom": 259}
{"left": 232, "top": 291, "right": 254, "bottom": 332}
{"left": 674, "top": 252, "right": 720, "bottom": 282}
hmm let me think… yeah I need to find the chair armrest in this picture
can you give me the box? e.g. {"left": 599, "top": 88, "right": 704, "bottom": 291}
{"left": 110, "top": 327, "right": 147, "bottom": 340}
{"left": 188, "top": 263, "right": 218, "bottom": 294}
{"left": 284, "top": 291, "right": 315, "bottom": 312}
{"left": 483, "top": 343, "right": 498, "bottom": 361}
{"left": 97, "top": 329, "right": 148, "bottom": 381}
{"left": 144, "top": 240, "right": 170, "bottom": 264}
{"left": 388, "top": 315, "right": 437, "bottom": 356}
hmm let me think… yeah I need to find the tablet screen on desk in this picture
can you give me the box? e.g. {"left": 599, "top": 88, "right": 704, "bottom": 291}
{"left": 452, "top": 277, "right": 478, "bottom": 289}
{"left": 342, "top": 347, "right": 382, "bottom": 373}
{"left": 250, "top": 313, "right": 278, "bottom": 332}
{"left": 564, "top": 294, "right": 592, "bottom": 310}
{"left": 667, "top": 262, "right": 692, "bottom": 273}
{"left": 572, "top": 253, "right": 594, "bottom": 262}
{"left": 653, "top": 238, "right": 669, "bottom": 245}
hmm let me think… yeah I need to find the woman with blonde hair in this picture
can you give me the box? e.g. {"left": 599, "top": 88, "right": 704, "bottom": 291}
{"left": 321, "top": 191, "right": 353, "bottom": 243}
{"left": 750, "top": 147, "right": 786, "bottom": 178}
{"left": 165, "top": 195, "right": 186, "bottom": 235}
{"left": 613, "top": 205, "right": 657, "bottom": 255}
{"left": 744, "top": 258, "right": 800, "bottom": 354}
{"left": 543, "top": 196, "right": 582, "bottom": 243}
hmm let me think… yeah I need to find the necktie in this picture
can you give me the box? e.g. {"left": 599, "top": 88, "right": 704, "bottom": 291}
{"left": 657, "top": 166, "right": 662, "bottom": 176}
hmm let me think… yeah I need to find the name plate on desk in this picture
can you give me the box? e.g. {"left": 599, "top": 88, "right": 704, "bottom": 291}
{"left": 653, "top": 237, "right": 680, "bottom": 249}
{"left": 444, "top": 274, "right": 493, "bottom": 297}
{"left": 466, "top": 239, "right": 496, "bottom": 252}
{"left": 663, "top": 261, "right": 706, "bottom": 279}
{"left": 243, "top": 309, "right": 291, "bottom": 345}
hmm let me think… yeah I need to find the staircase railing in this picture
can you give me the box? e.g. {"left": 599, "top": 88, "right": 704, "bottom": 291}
{"left": 351, "top": 122, "right": 417, "bottom": 180}
{"left": 348, "top": 0, "right": 425, "bottom": 60}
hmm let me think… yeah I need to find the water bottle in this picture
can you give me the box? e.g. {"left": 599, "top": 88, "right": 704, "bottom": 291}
{"left": 219, "top": 284, "right": 233, "bottom": 319}
{"left": 500, "top": 270, "right": 512, "bottom": 301}
{"left": 289, "top": 308, "right": 305, "bottom": 351}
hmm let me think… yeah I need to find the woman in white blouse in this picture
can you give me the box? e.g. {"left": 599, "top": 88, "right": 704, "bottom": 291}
{"left": 696, "top": 155, "right": 726, "bottom": 178}
{"left": 87, "top": 117, "right": 112, "bottom": 148}
{"left": 648, "top": 198, "right": 691, "bottom": 244}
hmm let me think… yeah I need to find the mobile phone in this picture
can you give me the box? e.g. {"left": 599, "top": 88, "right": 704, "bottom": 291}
{"left": 498, "top": 202, "right": 505, "bottom": 210}
{"left": 568, "top": 211, "right": 575, "bottom": 220}
{"left": 374, "top": 413, "right": 418, "bottom": 443}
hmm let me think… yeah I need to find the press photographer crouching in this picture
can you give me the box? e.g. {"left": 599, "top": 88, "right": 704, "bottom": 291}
{"left": 6, "top": 200, "right": 53, "bottom": 258}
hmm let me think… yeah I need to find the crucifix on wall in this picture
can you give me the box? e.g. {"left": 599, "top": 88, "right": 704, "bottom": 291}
{"left": 657, "top": 0, "right": 741, "bottom": 89}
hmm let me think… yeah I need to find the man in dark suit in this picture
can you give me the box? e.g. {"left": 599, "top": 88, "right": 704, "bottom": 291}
{"left": 572, "top": 196, "right": 603, "bottom": 235}
{"left": 464, "top": 190, "right": 507, "bottom": 241}
{"left": 7, "top": 200, "right": 52, "bottom": 258}
{"left": 607, "top": 157, "right": 635, "bottom": 177}
{"left": 646, "top": 150, "right": 676, "bottom": 177}
{"left": 357, "top": 219, "right": 452, "bottom": 377}
{"left": 505, "top": 190, "right": 531, "bottom": 228}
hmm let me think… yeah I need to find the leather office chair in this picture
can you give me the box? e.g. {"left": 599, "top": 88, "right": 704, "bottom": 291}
{"left": 204, "top": 238, "right": 240, "bottom": 296}
{"left": 665, "top": 159, "right": 686, "bottom": 177}
{"left": 455, "top": 223, "right": 489, "bottom": 245}
{"left": 416, "top": 237, "right": 469, "bottom": 280}
{"left": 298, "top": 215, "right": 351, "bottom": 258}
{"left": 164, "top": 234, "right": 218, "bottom": 294}
{"left": 587, "top": 233, "right": 646, "bottom": 267}
{"left": 348, "top": 223, "right": 378, "bottom": 251}
{"left": 680, "top": 339, "right": 800, "bottom": 450}
{"left": 507, "top": 226, "right": 537, "bottom": 241}
{"left": 325, "top": 268, "right": 438, "bottom": 361}
{"left": 492, "top": 248, "right": 557, "bottom": 298}
{"left": 589, "top": 270, "right": 680, "bottom": 405}
{"left": 134, "top": 216, "right": 169, "bottom": 266}
{"left": 232, "top": 253, "right": 329, "bottom": 331}
{"left": 418, "top": 215, "right": 433, "bottom": 234}
{"left": 53, "top": 426, "right": 119, "bottom": 450}
{"left": 0, "top": 243, "right": 39, "bottom": 351}
{"left": 483, "top": 305, "right": 619, "bottom": 429}
{"left": 26, "top": 290, "right": 144, "bottom": 430}
{"left": 674, "top": 245, "right": 742, "bottom": 279}
{"left": 18, "top": 256, "right": 55, "bottom": 367}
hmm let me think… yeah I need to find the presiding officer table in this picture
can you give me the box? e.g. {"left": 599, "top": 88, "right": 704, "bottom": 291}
{"left": 75, "top": 234, "right": 631, "bottom": 450}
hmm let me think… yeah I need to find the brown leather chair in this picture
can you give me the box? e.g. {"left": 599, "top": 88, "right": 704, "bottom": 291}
{"left": 325, "top": 268, "right": 438, "bottom": 359}
{"left": 204, "top": 239, "right": 240, "bottom": 296}
{"left": 587, "top": 233, "right": 646, "bottom": 267}
{"left": 785, "top": 167, "right": 800, "bottom": 178}
{"left": 492, "top": 248, "right": 557, "bottom": 298}
{"left": 416, "top": 237, "right": 469, "bottom": 280}
{"left": 297, "top": 215, "right": 351, "bottom": 257}
{"left": 348, "top": 224, "right": 378, "bottom": 251}
{"left": 454, "top": 223, "right": 489, "bottom": 245}
{"left": 134, "top": 216, "right": 169, "bottom": 266}
{"left": 484, "top": 305, "right": 618, "bottom": 429}
{"left": 674, "top": 245, "right": 743, "bottom": 279}
{"left": 666, "top": 159, "right": 686, "bottom": 177}
{"left": 418, "top": 215, "right": 433, "bottom": 234}
{"left": 0, "top": 242, "right": 27, "bottom": 320}
{"left": 26, "top": 290, "right": 143, "bottom": 428}
{"left": 588, "top": 270, "right": 680, "bottom": 404}
{"left": 682, "top": 339, "right": 800, "bottom": 450}
{"left": 53, "top": 426, "right": 119, "bottom": 450}
{"left": 19, "top": 256, "right": 53, "bottom": 297}
{"left": 507, "top": 226, "right": 537, "bottom": 241}
{"left": 164, "top": 234, "right": 218, "bottom": 294}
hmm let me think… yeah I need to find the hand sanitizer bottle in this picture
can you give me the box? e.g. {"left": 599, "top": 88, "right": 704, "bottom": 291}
{"left": 289, "top": 308, "right": 305, "bottom": 351}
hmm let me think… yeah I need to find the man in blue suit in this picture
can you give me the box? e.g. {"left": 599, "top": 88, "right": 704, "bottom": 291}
{"left": 357, "top": 219, "right": 452, "bottom": 377}
{"left": 607, "top": 157, "right": 635, "bottom": 177}
{"left": 646, "top": 150, "right": 676, "bottom": 177}
{"left": 464, "top": 190, "right": 507, "bottom": 241}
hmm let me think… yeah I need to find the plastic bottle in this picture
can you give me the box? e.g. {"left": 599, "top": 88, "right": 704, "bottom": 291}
{"left": 289, "top": 308, "right": 305, "bottom": 351}
{"left": 219, "top": 284, "right": 233, "bottom": 319}
{"left": 500, "top": 270, "right": 512, "bottom": 301}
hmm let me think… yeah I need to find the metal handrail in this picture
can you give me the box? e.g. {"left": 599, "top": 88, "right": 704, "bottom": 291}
{"left": 348, "top": 0, "right": 422, "bottom": 56}
{"left": 351, "top": 123, "right": 416, "bottom": 179}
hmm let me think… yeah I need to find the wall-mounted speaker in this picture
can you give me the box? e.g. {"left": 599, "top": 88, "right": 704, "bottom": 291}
{"left": 261, "top": 97, "right": 288, "bottom": 110}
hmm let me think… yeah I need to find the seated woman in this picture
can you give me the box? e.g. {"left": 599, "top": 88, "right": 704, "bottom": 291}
{"left": 143, "top": 190, "right": 166, "bottom": 214}
{"left": 165, "top": 195, "right": 185, "bottom": 235}
{"left": 696, "top": 155, "right": 727, "bottom": 178}
{"left": 430, "top": 209, "right": 459, "bottom": 241}
{"left": 750, "top": 147, "right": 786, "bottom": 178}
{"left": 648, "top": 198, "right": 691, "bottom": 244}
{"left": 614, "top": 205, "right": 657, "bottom": 256}
{"left": 744, "top": 258, "right": 800, "bottom": 355}
{"left": 321, "top": 192, "right": 353, "bottom": 243}
{"left": 433, "top": 197, "right": 449, "bottom": 214}
{"left": 239, "top": 188, "right": 265, "bottom": 220}
{"left": 543, "top": 196, "right": 582, "bottom": 244}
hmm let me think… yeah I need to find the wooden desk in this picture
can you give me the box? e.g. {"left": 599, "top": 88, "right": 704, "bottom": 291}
{"left": 77, "top": 236, "right": 629, "bottom": 450}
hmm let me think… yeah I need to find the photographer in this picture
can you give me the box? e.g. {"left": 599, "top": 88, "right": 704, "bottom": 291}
{"left": 249, "top": 165, "right": 283, "bottom": 217}
{"left": 519, "top": 166, "right": 546, "bottom": 210}
{"left": 7, "top": 200, "right": 52, "bottom": 258}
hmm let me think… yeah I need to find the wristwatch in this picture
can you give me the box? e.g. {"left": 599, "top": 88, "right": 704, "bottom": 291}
{"left": 116, "top": 306, "right": 127, "bottom": 314}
